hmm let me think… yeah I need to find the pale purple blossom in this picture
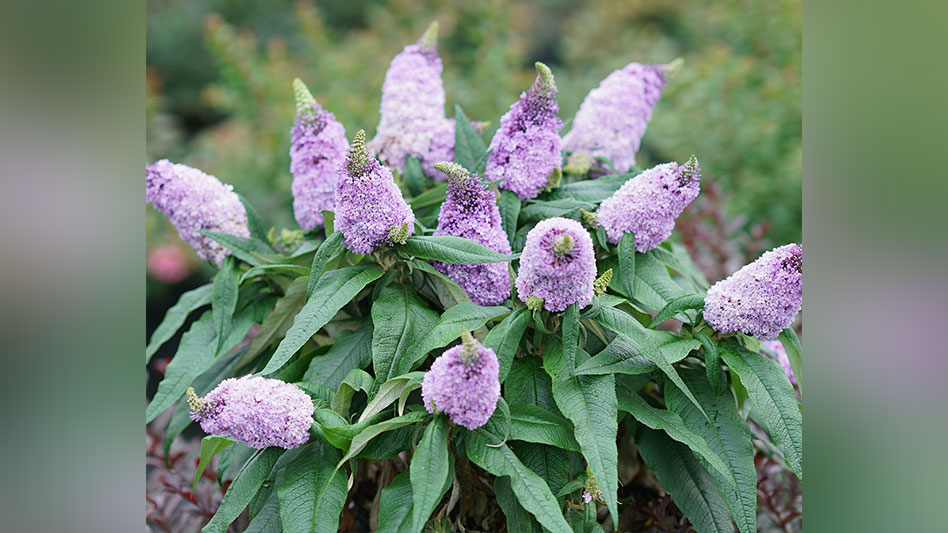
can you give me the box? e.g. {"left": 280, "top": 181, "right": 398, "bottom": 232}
{"left": 422, "top": 331, "right": 500, "bottom": 430}
{"left": 187, "top": 376, "right": 314, "bottom": 450}
{"left": 431, "top": 162, "right": 511, "bottom": 306}
{"left": 515, "top": 217, "right": 596, "bottom": 312}
{"left": 145, "top": 159, "right": 249, "bottom": 266}
{"left": 704, "top": 244, "right": 803, "bottom": 341}
{"left": 334, "top": 130, "right": 415, "bottom": 254}
{"left": 596, "top": 156, "right": 701, "bottom": 251}
{"left": 562, "top": 62, "right": 670, "bottom": 173}
{"left": 290, "top": 78, "right": 348, "bottom": 231}
{"left": 761, "top": 340, "right": 797, "bottom": 386}
{"left": 487, "top": 62, "right": 563, "bottom": 201}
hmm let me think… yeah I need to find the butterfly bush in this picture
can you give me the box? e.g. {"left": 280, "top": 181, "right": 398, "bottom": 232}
{"left": 516, "top": 217, "right": 596, "bottom": 312}
{"left": 487, "top": 62, "right": 563, "bottom": 201}
{"left": 597, "top": 155, "right": 701, "bottom": 251}
{"left": 705, "top": 243, "right": 803, "bottom": 340}
{"left": 422, "top": 330, "right": 500, "bottom": 430}
{"left": 334, "top": 130, "right": 415, "bottom": 254}
{"left": 762, "top": 340, "right": 798, "bottom": 385}
{"left": 289, "top": 78, "right": 348, "bottom": 231}
{"left": 562, "top": 61, "right": 670, "bottom": 173}
{"left": 186, "top": 376, "right": 314, "bottom": 450}
{"left": 145, "top": 159, "right": 249, "bottom": 266}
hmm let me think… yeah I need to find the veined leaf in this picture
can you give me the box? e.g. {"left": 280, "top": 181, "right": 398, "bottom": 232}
{"left": 629, "top": 251, "right": 690, "bottom": 315}
{"left": 519, "top": 198, "right": 593, "bottom": 222}
{"left": 505, "top": 357, "right": 555, "bottom": 412}
{"left": 303, "top": 321, "right": 373, "bottom": 391}
{"left": 494, "top": 477, "right": 543, "bottom": 533}
{"left": 779, "top": 328, "right": 803, "bottom": 396}
{"left": 409, "top": 182, "right": 448, "bottom": 210}
{"left": 545, "top": 172, "right": 628, "bottom": 203}
{"left": 484, "top": 307, "right": 529, "bottom": 383}
{"left": 411, "top": 259, "right": 471, "bottom": 306}
{"left": 359, "top": 372, "right": 425, "bottom": 423}
{"left": 372, "top": 283, "right": 439, "bottom": 382}
{"left": 193, "top": 436, "right": 233, "bottom": 490}
{"left": 377, "top": 471, "right": 415, "bottom": 533}
{"left": 616, "top": 232, "right": 636, "bottom": 298}
{"left": 331, "top": 368, "right": 374, "bottom": 416}
{"left": 200, "top": 230, "right": 279, "bottom": 267}
{"left": 277, "top": 439, "right": 348, "bottom": 533}
{"left": 454, "top": 105, "right": 487, "bottom": 174}
{"left": 498, "top": 189, "right": 521, "bottom": 247}
{"left": 404, "top": 155, "right": 429, "bottom": 196}
{"left": 405, "top": 302, "right": 509, "bottom": 369}
{"left": 238, "top": 277, "right": 308, "bottom": 368}
{"left": 721, "top": 344, "right": 803, "bottom": 479}
{"left": 695, "top": 331, "right": 723, "bottom": 393}
{"left": 307, "top": 231, "right": 344, "bottom": 298}
{"left": 648, "top": 294, "right": 706, "bottom": 328}
{"left": 338, "top": 410, "right": 429, "bottom": 465}
{"left": 244, "top": 482, "right": 282, "bottom": 533}
{"left": 212, "top": 256, "right": 240, "bottom": 354}
{"left": 574, "top": 332, "right": 700, "bottom": 376}
{"left": 261, "top": 264, "right": 383, "bottom": 375}
{"left": 202, "top": 447, "right": 284, "bottom": 533}
{"left": 238, "top": 264, "right": 310, "bottom": 284}
{"left": 146, "top": 284, "right": 211, "bottom": 363}
{"left": 511, "top": 441, "right": 571, "bottom": 500}
{"left": 562, "top": 303, "right": 579, "bottom": 376}
{"left": 651, "top": 243, "right": 710, "bottom": 290}
{"left": 400, "top": 235, "right": 517, "bottom": 264}
{"left": 508, "top": 404, "right": 580, "bottom": 451}
{"left": 411, "top": 416, "right": 450, "bottom": 533}
{"left": 236, "top": 193, "right": 271, "bottom": 245}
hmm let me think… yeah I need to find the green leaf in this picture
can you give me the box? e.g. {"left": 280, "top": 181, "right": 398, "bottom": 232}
{"left": 545, "top": 172, "right": 628, "bottom": 203}
{"left": 635, "top": 426, "right": 733, "bottom": 533}
{"left": 498, "top": 189, "right": 521, "bottom": 247}
{"left": 409, "top": 182, "right": 448, "bottom": 210}
{"left": 312, "top": 409, "right": 359, "bottom": 450}
{"left": 411, "top": 416, "right": 450, "bottom": 533}
{"left": 616, "top": 232, "right": 636, "bottom": 298}
{"left": 238, "top": 277, "right": 308, "bottom": 368}
{"left": 506, "top": 357, "right": 556, "bottom": 411}
{"left": 404, "top": 155, "right": 429, "bottom": 196}
{"left": 508, "top": 404, "right": 580, "bottom": 451}
{"left": 778, "top": 328, "right": 803, "bottom": 396}
{"left": 359, "top": 372, "right": 425, "bottom": 423}
{"left": 406, "top": 302, "right": 509, "bottom": 369}
{"left": 212, "top": 256, "right": 240, "bottom": 353}
{"left": 695, "top": 331, "right": 723, "bottom": 393}
{"left": 648, "top": 294, "right": 706, "bottom": 328}
{"left": 331, "top": 368, "right": 375, "bottom": 415}
{"left": 400, "top": 235, "right": 517, "bottom": 264}
{"left": 574, "top": 332, "right": 699, "bottom": 376}
{"left": 464, "top": 430, "right": 572, "bottom": 533}
{"left": 193, "top": 436, "right": 233, "bottom": 490}
{"left": 410, "top": 259, "right": 471, "bottom": 306}
{"left": 262, "top": 264, "right": 383, "bottom": 375}
{"left": 339, "top": 410, "right": 429, "bottom": 465}
{"left": 511, "top": 441, "right": 571, "bottom": 501}
{"left": 378, "top": 471, "right": 415, "bottom": 533}
{"left": 720, "top": 344, "right": 803, "bottom": 479}
{"left": 306, "top": 232, "right": 344, "bottom": 297}
{"left": 146, "top": 284, "right": 211, "bottom": 363}
{"left": 494, "top": 477, "right": 542, "bottom": 533}
{"left": 372, "top": 283, "right": 440, "bottom": 382}
{"left": 618, "top": 393, "right": 730, "bottom": 480}
{"left": 238, "top": 264, "right": 310, "bottom": 284}
{"left": 484, "top": 307, "right": 529, "bottom": 383}
{"left": 236, "top": 193, "right": 271, "bottom": 245}
{"left": 629, "top": 251, "right": 690, "bottom": 314}
{"left": 562, "top": 303, "right": 579, "bottom": 376}
{"left": 666, "top": 367, "right": 757, "bottom": 533}
{"left": 303, "top": 322, "right": 374, "bottom": 391}
{"left": 200, "top": 230, "right": 279, "bottom": 267}
{"left": 277, "top": 439, "right": 348, "bottom": 533}
{"left": 651, "top": 243, "right": 710, "bottom": 290}
{"left": 322, "top": 210, "right": 334, "bottom": 235}
{"left": 202, "top": 447, "right": 284, "bottom": 533}
{"left": 519, "top": 198, "right": 594, "bottom": 222}
{"left": 244, "top": 482, "right": 282, "bottom": 533}
{"left": 454, "top": 105, "right": 487, "bottom": 173}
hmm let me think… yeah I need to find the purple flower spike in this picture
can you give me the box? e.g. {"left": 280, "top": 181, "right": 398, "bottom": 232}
{"left": 704, "top": 244, "right": 803, "bottom": 341}
{"left": 369, "top": 22, "right": 456, "bottom": 177}
{"left": 431, "top": 162, "right": 512, "bottom": 306}
{"left": 187, "top": 376, "right": 314, "bottom": 450}
{"left": 761, "top": 340, "right": 797, "bottom": 386}
{"left": 422, "top": 330, "right": 501, "bottom": 430}
{"left": 597, "top": 156, "right": 701, "bottom": 252}
{"left": 289, "top": 78, "right": 348, "bottom": 231}
{"left": 487, "top": 62, "right": 563, "bottom": 201}
{"left": 562, "top": 61, "right": 673, "bottom": 173}
{"left": 145, "top": 159, "right": 249, "bottom": 267}
{"left": 515, "top": 217, "right": 596, "bottom": 312}
{"left": 334, "top": 130, "right": 415, "bottom": 254}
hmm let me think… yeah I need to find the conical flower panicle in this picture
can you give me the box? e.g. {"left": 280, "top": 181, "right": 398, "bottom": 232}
{"left": 145, "top": 159, "right": 249, "bottom": 266}
{"left": 704, "top": 243, "right": 803, "bottom": 341}
{"left": 515, "top": 217, "right": 596, "bottom": 312}
{"left": 188, "top": 376, "right": 315, "bottom": 450}
{"left": 431, "top": 162, "right": 511, "bottom": 306}
{"left": 421, "top": 331, "right": 501, "bottom": 430}
{"left": 597, "top": 157, "right": 701, "bottom": 252}
{"left": 562, "top": 61, "right": 670, "bottom": 173}
{"left": 289, "top": 79, "right": 349, "bottom": 231}
{"left": 368, "top": 22, "right": 456, "bottom": 177}
{"left": 335, "top": 130, "right": 415, "bottom": 254}
{"left": 487, "top": 62, "right": 563, "bottom": 201}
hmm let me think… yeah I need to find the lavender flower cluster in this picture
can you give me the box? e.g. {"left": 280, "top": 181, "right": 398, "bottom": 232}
{"left": 422, "top": 331, "right": 500, "bottom": 430}
{"left": 431, "top": 162, "right": 511, "bottom": 306}
{"left": 145, "top": 159, "right": 249, "bottom": 266}
{"left": 187, "top": 376, "right": 314, "bottom": 450}
{"left": 515, "top": 217, "right": 597, "bottom": 312}
{"left": 289, "top": 78, "right": 348, "bottom": 231}
{"left": 704, "top": 244, "right": 803, "bottom": 340}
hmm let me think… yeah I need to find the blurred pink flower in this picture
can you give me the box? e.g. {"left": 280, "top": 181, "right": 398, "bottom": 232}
{"left": 147, "top": 245, "right": 191, "bottom": 283}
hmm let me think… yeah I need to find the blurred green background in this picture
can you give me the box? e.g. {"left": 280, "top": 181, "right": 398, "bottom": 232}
{"left": 146, "top": 0, "right": 800, "bottom": 290}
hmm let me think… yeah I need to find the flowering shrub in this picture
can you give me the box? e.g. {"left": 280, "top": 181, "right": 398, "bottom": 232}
{"left": 146, "top": 23, "right": 801, "bottom": 533}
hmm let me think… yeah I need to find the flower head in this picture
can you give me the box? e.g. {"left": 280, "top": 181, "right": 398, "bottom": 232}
{"left": 289, "top": 79, "right": 348, "bottom": 231}
{"left": 422, "top": 330, "right": 500, "bottom": 429}
{"left": 334, "top": 130, "right": 415, "bottom": 254}
{"left": 368, "top": 22, "right": 456, "bottom": 177}
{"left": 562, "top": 61, "right": 672, "bottom": 173}
{"left": 704, "top": 244, "right": 803, "bottom": 340}
{"left": 515, "top": 217, "right": 596, "bottom": 312}
{"left": 597, "top": 156, "right": 701, "bottom": 251}
{"left": 487, "top": 62, "right": 563, "bottom": 201}
{"left": 761, "top": 340, "right": 797, "bottom": 385}
{"left": 145, "top": 160, "right": 249, "bottom": 266}
{"left": 187, "top": 376, "right": 314, "bottom": 450}
{"left": 430, "top": 162, "right": 512, "bottom": 305}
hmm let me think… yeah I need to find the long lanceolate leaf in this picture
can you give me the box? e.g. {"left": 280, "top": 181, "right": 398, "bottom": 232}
{"left": 203, "top": 447, "right": 284, "bottom": 533}
{"left": 411, "top": 416, "right": 450, "bottom": 533}
{"left": 212, "top": 256, "right": 240, "bottom": 354}
{"left": 372, "top": 283, "right": 440, "bottom": 382}
{"left": 779, "top": 328, "right": 804, "bottom": 396}
{"left": 146, "top": 283, "right": 211, "bottom": 363}
{"left": 405, "top": 302, "right": 509, "bottom": 370}
{"left": 261, "top": 264, "right": 383, "bottom": 375}
{"left": 277, "top": 439, "right": 348, "bottom": 533}
{"left": 400, "top": 235, "right": 518, "bottom": 264}
{"left": 721, "top": 344, "right": 803, "bottom": 479}
{"left": 484, "top": 307, "right": 529, "bottom": 383}
{"left": 307, "top": 231, "right": 344, "bottom": 298}
{"left": 454, "top": 105, "right": 488, "bottom": 174}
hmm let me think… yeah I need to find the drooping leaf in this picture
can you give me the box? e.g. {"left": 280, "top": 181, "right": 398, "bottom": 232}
{"left": 454, "top": 105, "right": 488, "bottom": 173}
{"left": 200, "top": 230, "right": 280, "bottom": 267}
{"left": 519, "top": 198, "right": 594, "bottom": 222}
{"left": 695, "top": 331, "right": 723, "bottom": 393}
{"left": 404, "top": 155, "right": 429, "bottom": 196}
{"left": 377, "top": 471, "right": 415, "bottom": 533}
{"left": 238, "top": 264, "right": 311, "bottom": 284}
{"left": 307, "top": 231, "right": 345, "bottom": 298}
{"left": 562, "top": 303, "right": 579, "bottom": 376}
{"left": 494, "top": 476, "right": 543, "bottom": 533}
{"left": 506, "top": 357, "right": 555, "bottom": 411}
{"left": 331, "top": 368, "right": 375, "bottom": 415}
{"left": 411, "top": 416, "right": 450, "bottom": 533}
{"left": 236, "top": 193, "right": 271, "bottom": 245}
{"left": 484, "top": 307, "right": 530, "bottom": 383}
{"left": 193, "top": 436, "right": 233, "bottom": 490}
{"left": 244, "top": 482, "right": 282, "bottom": 533}
{"left": 202, "top": 447, "right": 284, "bottom": 533}
{"left": 146, "top": 284, "right": 211, "bottom": 363}
{"left": 372, "top": 283, "right": 439, "bottom": 382}
{"left": 545, "top": 172, "right": 628, "bottom": 203}
{"left": 409, "top": 182, "right": 448, "bottom": 210}
{"left": 303, "top": 321, "right": 373, "bottom": 391}
{"left": 648, "top": 294, "right": 706, "bottom": 328}
{"left": 359, "top": 372, "right": 425, "bottom": 423}
{"left": 575, "top": 330, "right": 700, "bottom": 376}
{"left": 629, "top": 251, "right": 690, "bottom": 314}
{"left": 508, "top": 404, "right": 580, "bottom": 451}
{"left": 651, "top": 243, "right": 710, "bottom": 290}
{"left": 511, "top": 441, "right": 571, "bottom": 500}
{"left": 277, "top": 439, "right": 348, "bottom": 533}
{"left": 400, "top": 235, "right": 518, "bottom": 264}
{"left": 338, "top": 410, "right": 429, "bottom": 465}
{"left": 262, "top": 264, "right": 383, "bottom": 375}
